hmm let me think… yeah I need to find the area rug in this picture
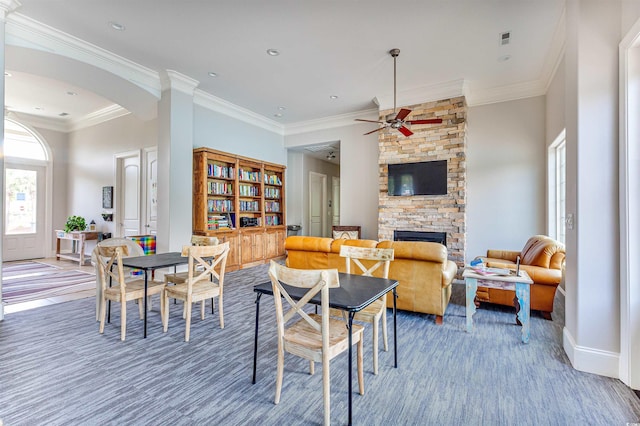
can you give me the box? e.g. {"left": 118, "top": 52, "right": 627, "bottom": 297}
{"left": 2, "top": 261, "right": 59, "bottom": 278}
{"left": 1, "top": 268, "right": 95, "bottom": 304}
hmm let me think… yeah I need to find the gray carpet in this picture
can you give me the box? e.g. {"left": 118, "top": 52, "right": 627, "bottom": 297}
{"left": 0, "top": 263, "right": 639, "bottom": 425}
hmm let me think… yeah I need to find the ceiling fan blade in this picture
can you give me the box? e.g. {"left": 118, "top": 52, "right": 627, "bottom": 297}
{"left": 355, "top": 118, "right": 384, "bottom": 124}
{"left": 398, "top": 126, "right": 413, "bottom": 137}
{"left": 363, "top": 127, "right": 384, "bottom": 135}
{"left": 406, "top": 118, "right": 443, "bottom": 125}
{"left": 395, "top": 108, "right": 411, "bottom": 121}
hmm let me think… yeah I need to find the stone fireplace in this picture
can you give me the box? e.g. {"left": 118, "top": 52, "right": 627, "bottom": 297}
{"left": 378, "top": 96, "right": 466, "bottom": 268}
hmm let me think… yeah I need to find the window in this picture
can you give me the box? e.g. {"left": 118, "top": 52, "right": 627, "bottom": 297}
{"left": 4, "top": 119, "right": 47, "bottom": 161}
{"left": 548, "top": 130, "right": 566, "bottom": 244}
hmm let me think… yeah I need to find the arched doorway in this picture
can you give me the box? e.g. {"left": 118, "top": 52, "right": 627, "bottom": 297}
{"left": 3, "top": 118, "right": 51, "bottom": 261}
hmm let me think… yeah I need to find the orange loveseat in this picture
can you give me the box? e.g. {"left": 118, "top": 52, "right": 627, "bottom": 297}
{"left": 284, "top": 236, "right": 458, "bottom": 324}
{"left": 479, "top": 235, "right": 565, "bottom": 319}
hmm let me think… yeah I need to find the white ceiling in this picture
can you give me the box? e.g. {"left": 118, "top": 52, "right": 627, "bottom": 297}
{"left": 4, "top": 1, "right": 565, "bottom": 128}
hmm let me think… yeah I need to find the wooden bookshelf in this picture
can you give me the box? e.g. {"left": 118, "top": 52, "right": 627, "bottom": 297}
{"left": 193, "top": 148, "right": 286, "bottom": 270}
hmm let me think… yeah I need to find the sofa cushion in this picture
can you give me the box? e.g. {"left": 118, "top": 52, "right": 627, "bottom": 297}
{"left": 520, "top": 235, "right": 565, "bottom": 268}
{"left": 284, "top": 236, "right": 332, "bottom": 253}
{"left": 376, "top": 240, "right": 447, "bottom": 263}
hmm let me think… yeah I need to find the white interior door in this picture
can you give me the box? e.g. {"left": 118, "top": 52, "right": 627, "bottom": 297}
{"left": 144, "top": 148, "right": 158, "bottom": 235}
{"left": 116, "top": 152, "right": 141, "bottom": 237}
{"left": 3, "top": 163, "right": 46, "bottom": 260}
{"left": 309, "top": 171, "right": 327, "bottom": 237}
{"left": 332, "top": 176, "right": 340, "bottom": 226}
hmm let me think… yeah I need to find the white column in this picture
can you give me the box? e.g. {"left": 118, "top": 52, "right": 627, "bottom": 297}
{"left": 563, "top": 0, "right": 621, "bottom": 377}
{"left": 0, "top": 0, "right": 21, "bottom": 321}
{"left": 156, "top": 70, "right": 199, "bottom": 253}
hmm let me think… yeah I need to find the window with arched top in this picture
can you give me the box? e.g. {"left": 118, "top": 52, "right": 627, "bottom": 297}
{"left": 4, "top": 119, "right": 47, "bottom": 161}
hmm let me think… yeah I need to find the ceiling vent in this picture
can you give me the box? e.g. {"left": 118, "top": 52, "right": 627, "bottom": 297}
{"left": 500, "top": 31, "right": 511, "bottom": 46}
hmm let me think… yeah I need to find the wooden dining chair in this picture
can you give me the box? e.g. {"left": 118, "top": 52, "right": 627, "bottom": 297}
{"left": 333, "top": 245, "right": 394, "bottom": 375}
{"left": 92, "top": 237, "right": 146, "bottom": 321}
{"left": 164, "top": 235, "right": 219, "bottom": 286}
{"left": 96, "top": 244, "right": 166, "bottom": 341}
{"left": 268, "top": 260, "right": 364, "bottom": 426}
{"left": 162, "top": 241, "right": 229, "bottom": 342}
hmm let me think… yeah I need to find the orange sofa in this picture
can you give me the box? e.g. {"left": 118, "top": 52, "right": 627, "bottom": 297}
{"left": 284, "top": 236, "right": 458, "bottom": 324}
{"left": 479, "top": 235, "right": 565, "bottom": 319}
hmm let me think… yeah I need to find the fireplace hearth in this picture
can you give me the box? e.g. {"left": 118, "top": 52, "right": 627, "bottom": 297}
{"left": 394, "top": 230, "right": 447, "bottom": 246}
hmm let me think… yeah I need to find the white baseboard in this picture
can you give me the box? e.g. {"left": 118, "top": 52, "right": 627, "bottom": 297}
{"left": 563, "top": 327, "right": 620, "bottom": 378}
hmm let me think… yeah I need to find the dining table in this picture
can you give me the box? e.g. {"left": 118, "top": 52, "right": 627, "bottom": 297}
{"left": 120, "top": 251, "right": 189, "bottom": 338}
{"left": 252, "top": 272, "right": 399, "bottom": 426}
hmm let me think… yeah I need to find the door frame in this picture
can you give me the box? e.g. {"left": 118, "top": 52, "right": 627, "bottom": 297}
{"left": 142, "top": 147, "right": 158, "bottom": 235}
{"left": 3, "top": 161, "right": 48, "bottom": 261}
{"left": 114, "top": 150, "right": 141, "bottom": 238}
{"left": 308, "top": 171, "right": 327, "bottom": 237}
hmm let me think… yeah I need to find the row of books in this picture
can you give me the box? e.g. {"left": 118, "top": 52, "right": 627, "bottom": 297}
{"left": 239, "top": 200, "right": 260, "bottom": 212}
{"left": 264, "top": 174, "right": 282, "bottom": 185}
{"left": 264, "top": 187, "right": 280, "bottom": 198}
{"left": 239, "top": 184, "right": 260, "bottom": 197}
{"left": 208, "top": 181, "right": 233, "bottom": 195}
{"left": 265, "top": 201, "right": 281, "bottom": 212}
{"left": 238, "top": 168, "right": 260, "bottom": 182}
{"left": 207, "top": 214, "right": 233, "bottom": 230}
{"left": 208, "top": 163, "right": 234, "bottom": 179}
{"left": 207, "top": 199, "right": 233, "bottom": 213}
{"left": 265, "top": 215, "right": 280, "bottom": 226}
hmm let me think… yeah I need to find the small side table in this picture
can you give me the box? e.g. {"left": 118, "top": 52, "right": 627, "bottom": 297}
{"left": 463, "top": 268, "right": 533, "bottom": 343}
{"left": 55, "top": 230, "right": 100, "bottom": 266}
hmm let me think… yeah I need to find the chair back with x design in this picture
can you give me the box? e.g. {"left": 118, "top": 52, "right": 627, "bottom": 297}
{"left": 339, "top": 245, "right": 394, "bottom": 279}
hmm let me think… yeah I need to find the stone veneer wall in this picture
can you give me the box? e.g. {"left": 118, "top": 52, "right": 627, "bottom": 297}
{"left": 378, "top": 96, "right": 466, "bottom": 268}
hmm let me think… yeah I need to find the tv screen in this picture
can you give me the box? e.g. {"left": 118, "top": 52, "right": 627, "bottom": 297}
{"left": 387, "top": 160, "right": 447, "bottom": 196}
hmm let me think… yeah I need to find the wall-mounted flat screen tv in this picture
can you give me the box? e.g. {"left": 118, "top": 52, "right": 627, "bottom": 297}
{"left": 387, "top": 160, "right": 447, "bottom": 196}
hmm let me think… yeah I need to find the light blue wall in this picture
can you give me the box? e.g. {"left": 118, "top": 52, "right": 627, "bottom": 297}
{"left": 193, "top": 105, "right": 286, "bottom": 165}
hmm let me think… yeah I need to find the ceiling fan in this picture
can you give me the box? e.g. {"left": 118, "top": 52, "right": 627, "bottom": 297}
{"left": 356, "top": 48, "right": 443, "bottom": 137}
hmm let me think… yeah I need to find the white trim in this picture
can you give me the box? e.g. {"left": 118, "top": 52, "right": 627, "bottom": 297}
{"left": 541, "top": 6, "right": 566, "bottom": 94}
{"left": 465, "top": 79, "right": 548, "bottom": 107}
{"left": 160, "top": 70, "right": 199, "bottom": 95}
{"left": 194, "top": 89, "right": 283, "bottom": 134}
{"left": 5, "top": 13, "right": 161, "bottom": 98}
{"left": 70, "top": 105, "right": 130, "bottom": 132}
{"left": 563, "top": 327, "right": 620, "bottom": 379}
{"left": 618, "top": 15, "right": 640, "bottom": 390}
{"left": 374, "top": 79, "right": 465, "bottom": 111}
{"left": 285, "top": 109, "right": 379, "bottom": 136}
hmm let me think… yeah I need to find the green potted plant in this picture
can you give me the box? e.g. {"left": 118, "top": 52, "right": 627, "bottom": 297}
{"left": 64, "top": 215, "right": 87, "bottom": 233}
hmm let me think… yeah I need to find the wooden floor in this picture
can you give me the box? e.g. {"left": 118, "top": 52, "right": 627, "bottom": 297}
{"left": 3, "top": 257, "right": 96, "bottom": 315}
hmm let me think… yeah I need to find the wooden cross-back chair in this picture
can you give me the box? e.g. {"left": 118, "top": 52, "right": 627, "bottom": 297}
{"left": 163, "top": 235, "right": 219, "bottom": 286}
{"left": 96, "top": 244, "right": 166, "bottom": 341}
{"left": 268, "top": 260, "right": 364, "bottom": 426}
{"left": 334, "top": 245, "right": 394, "bottom": 375}
{"left": 162, "top": 241, "right": 229, "bottom": 342}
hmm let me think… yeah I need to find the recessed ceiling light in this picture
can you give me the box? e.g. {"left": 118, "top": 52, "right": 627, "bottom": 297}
{"left": 208, "top": 72, "right": 218, "bottom": 77}
{"left": 274, "top": 113, "right": 283, "bottom": 118}
{"left": 59, "top": 112, "right": 70, "bottom": 117}
{"left": 4, "top": 72, "right": 11, "bottom": 77}
{"left": 66, "top": 91, "right": 78, "bottom": 96}
{"left": 498, "top": 54, "right": 511, "bottom": 62}
{"left": 34, "top": 107, "right": 44, "bottom": 111}
{"left": 109, "top": 21, "right": 126, "bottom": 31}
{"left": 266, "top": 49, "right": 280, "bottom": 56}
{"left": 329, "top": 95, "right": 339, "bottom": 99}
{"left": 278, "top": 106, "right": 286, "bottom": 110}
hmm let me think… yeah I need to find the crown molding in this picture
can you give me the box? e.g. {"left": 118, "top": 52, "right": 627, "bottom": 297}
{"left": 465, "top": 79, "right": 547, "bottom": 107}
{"left": 374, "top": 79, "right": 465, "bottom": 111}
{"left": 284, "top": 109, "right": 379, "bottom": 136}
{"left": 69, "top": 104, "right": 130, "bottom": 132}
{"left": 194, "top": 89, "right": 283, "bottom": 135}
{"left": 160, "top": 69, "right": 199, "bottom": 95}
{"left": 541, "top": 5, "right": 566, "bottom": 94}
{"left": 5, "top": 13, "right": 161, "bottom": 98}
{"left": 0, "top": 0, "right": 20, "bottom": 20}
{"left": 7, "top": 110, "right": 69, "bottom": 132}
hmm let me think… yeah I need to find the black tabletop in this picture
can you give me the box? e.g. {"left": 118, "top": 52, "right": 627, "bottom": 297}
{"left": 254, "top": 272, "right": 398, "bottom": 312}
{"left": 120, "top": 252, "right": 186, "bottom": 270}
